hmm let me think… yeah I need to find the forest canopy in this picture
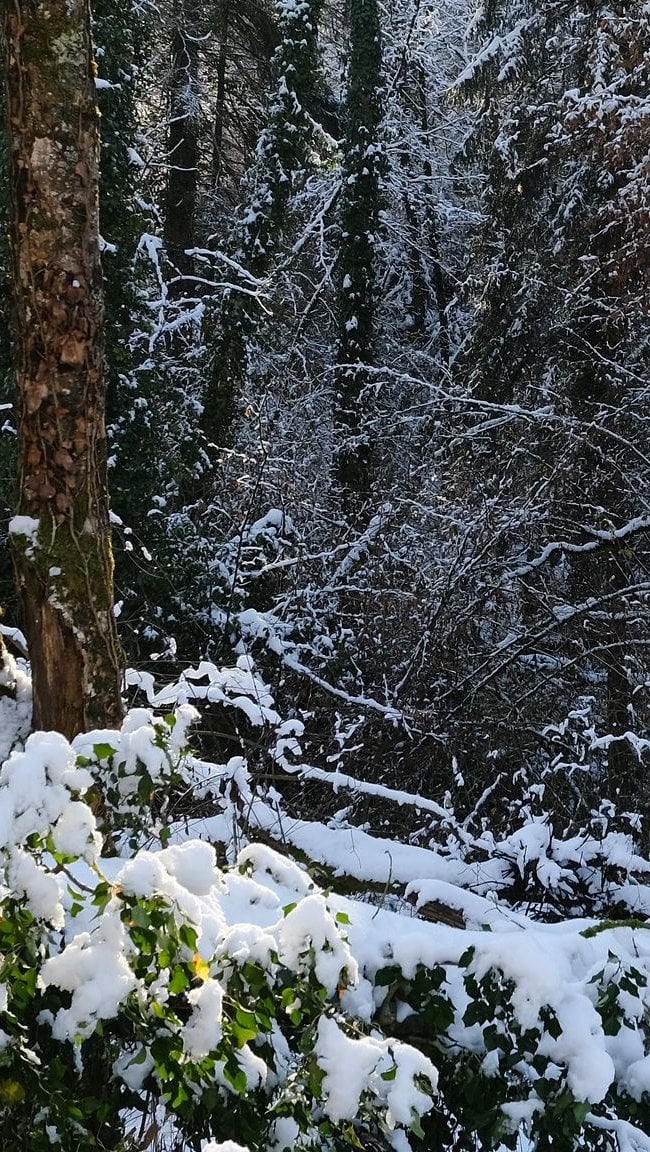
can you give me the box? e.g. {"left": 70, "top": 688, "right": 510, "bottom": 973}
{"left": 1, "top": 0, "right": 650, "bottom": 1148}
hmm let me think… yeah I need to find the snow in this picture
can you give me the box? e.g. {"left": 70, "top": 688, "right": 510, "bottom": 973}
{"left": 114, "top": 1046, "right": 154, "bottom": 1091}
{"left": 316, "top": 1016, "right": 385, "bottom": 1121}
{"left": 203, "top": 1143, "right": 251, "bottom": 1152}
{"left": 8, "top": 849, "right": 64, "bottom": 926}
{"left": 116, "top": 846, "right": 226, "bottom": 941}
{"left": 40, "top": 909, "right": 138, "bottom": 1041}
{"left": 277, "top": 893, "right": 358, "bottom": 994}
{"left": 8, "top": 515, "right": 39, "bottom": 540}
{"left": 315, "top": 1017, "right": 437, "bottom": 1127}
{"left": 51, "top": 801, "right": 101, "bottom": 859}
{"left": 0, "top": 650, "right": 31, "bottom": 761}
{"left": 181, "top": 979, "right": 223, "bottom": 1060}
{"left": 125, "top": 657, "right": 279, "bottom": 725}
{"left": 0, "top": 730, "right": 99, "bottom": 927}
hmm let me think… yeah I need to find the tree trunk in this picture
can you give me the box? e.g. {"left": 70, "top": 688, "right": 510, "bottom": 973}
{"left": 211, "top": 0, "right": 230, "bottom": 189}
{"left": 165, "top": 0, "right": 199, "bottom": 287}
{"left": 0, "top": 625, "right": 8, "bottom": 695}
{"left": 334, "top": 0, "right": 383, "bottom": 496}
{"left": 4, "top": 0, "right": 124, "bottom": 738}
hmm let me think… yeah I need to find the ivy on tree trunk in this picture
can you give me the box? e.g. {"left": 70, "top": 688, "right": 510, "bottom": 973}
{"left": 4, "top": 0, "right": 123, "bottom": 738}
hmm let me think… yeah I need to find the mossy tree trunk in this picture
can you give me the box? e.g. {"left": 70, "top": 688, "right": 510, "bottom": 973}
{"left": 4, "top": 0, "right": 124, "bottom": 738}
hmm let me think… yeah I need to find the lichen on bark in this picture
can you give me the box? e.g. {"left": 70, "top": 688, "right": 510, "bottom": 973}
{"left": 4, "top": 0, "right": 124, "bottom": 737}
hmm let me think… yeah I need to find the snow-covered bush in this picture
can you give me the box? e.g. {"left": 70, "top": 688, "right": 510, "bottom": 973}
{"left": 3, "top": 662, "right": 650, "bottom": 1150}
{"left": 0, "top": 714, "right": 438, "bottom": 1150}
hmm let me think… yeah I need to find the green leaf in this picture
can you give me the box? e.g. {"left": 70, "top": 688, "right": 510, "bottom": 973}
{"left": 235, "top": 1007, "right": 256, "bottom": 1030}
{"left": 463, "top": 999, "right": 487, "bottom": 1027}
{"left": 169, "top": 966, "right": 190, "bottom": 995}
{"left": 282, "top": 902, "right": 297, "bottom": 917}
{"left": 93, "top": 742, "right": 117, "bottom": 761}
{"left": 130, "top": 904, "right": 151, "bottom": 929}
{"left": 0, "top": 1079, "right": 26, "bottom": 1106}
{"left": 309, "top": 1060, "right": 325, "bottom": 1098}
{"left": 231, "top": 1021, "right": 257, "bottom": 1047}
{"left": 223, "top": 1063, "right": 247, "bottom": 1095}
{"left": 92, "top": 881, "right": 111, "bottom": 908}
{"left": 172, "top": 1083, "right": 189, "bottom": 1108}
{"left": 138, "top": 772, "right": 154, "bottom": 802}
{"left": 410, "top": 1109, "right": 425, "bottom": 1140}
{"left": 572, "top": 1100, "right": 589, "bottom": 1125}
{"left": 335, "top": 911, "right": 351, "bottom": 925}
{"left": 343, "top": 1125, "right": 364, "bottom": 1148}
{"left": 375, "top": 966, "right": 401, "bottom": 987}
{"left": 540, "top": 1008, "right": 562, "bottom": 1041}
{"left": 179, "top": 924, "right": 198, "bottom": 951}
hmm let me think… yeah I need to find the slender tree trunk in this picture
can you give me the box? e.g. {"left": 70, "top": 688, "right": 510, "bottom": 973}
{"left": 4, "top": 0, "right": 124, "bottom": 738}
{"left": 165, "top": 0, "right": 199, "bottom": 286}
{"left": 212, "top": 0, "right": 230, "bottom": 189}
{"left": 417, "top": 66, "right": 449, "bottom": 363}
{"left": 0, "top": 625, "right": 8, "bottom": 694}
{"left": 334, "top": 0, "right": 383, "bottom": 495}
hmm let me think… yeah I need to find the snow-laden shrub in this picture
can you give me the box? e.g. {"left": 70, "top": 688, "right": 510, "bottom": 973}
{"left": 3, "top": 673, "right": 650, "bottom": 1150}
{"left": 0, "top": 717, "right": 437, "bottom": 1150}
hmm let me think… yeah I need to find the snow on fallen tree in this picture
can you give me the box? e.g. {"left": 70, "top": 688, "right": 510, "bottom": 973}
{"left": 1, "top": 665, "right": 650, "bottom": 1149}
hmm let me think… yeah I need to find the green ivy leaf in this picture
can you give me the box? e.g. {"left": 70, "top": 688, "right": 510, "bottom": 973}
{"left": 92, "top": 742, "right": 117, "bottom": 761}
{"left": 169, "top": 966, "right": 190, "bottom": 995}
{"left": 410, "top": 1109, "right": 425, "bottom": 1140}
{"left": 179, "top": 924, "right": 198, "bottom": 951}
{"left": 231, "top": 1020, "right": 257, "bottom": 1047}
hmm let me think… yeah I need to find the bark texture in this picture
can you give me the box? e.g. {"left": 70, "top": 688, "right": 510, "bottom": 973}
{"left": 4, "top": 0, "right": 123, "bottom": 737}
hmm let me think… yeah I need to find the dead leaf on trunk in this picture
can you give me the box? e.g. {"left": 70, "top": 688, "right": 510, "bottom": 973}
{"left": 24, "top": 380, "right": 48, "bottom": 413}
{"left": 60, "top": 334, "right": 86, "bottom": 366}
{"left": 54, "top": 448, "right": 76, "bottom": 471}
{"left": 55, "top": 492, "right": 73, "bottom": 514}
